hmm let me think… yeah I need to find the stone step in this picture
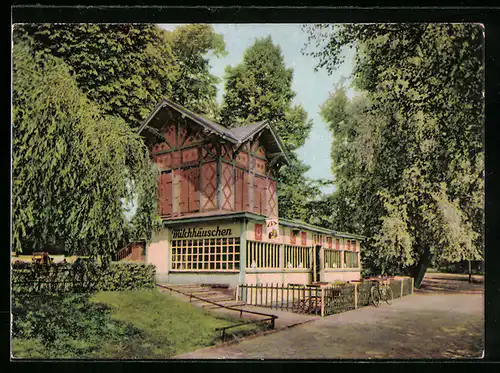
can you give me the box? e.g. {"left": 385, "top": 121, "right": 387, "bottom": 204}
{"left": 184, "top": 291, "right": 221, "bottom": 296}
{"left": 202, "top": 301, "right": 247, "bottom": 309}
{"left": 193, "top": 296, "right": 235, "bottom": 303}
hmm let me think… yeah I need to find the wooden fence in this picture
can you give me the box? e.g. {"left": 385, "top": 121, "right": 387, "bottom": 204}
{"left": 238, "top": 277, "right": 414, "bottom": 317}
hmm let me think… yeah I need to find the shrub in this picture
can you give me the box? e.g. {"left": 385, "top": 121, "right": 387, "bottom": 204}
{"left": 11, "top": 259, "right": 156, "bottom": 294}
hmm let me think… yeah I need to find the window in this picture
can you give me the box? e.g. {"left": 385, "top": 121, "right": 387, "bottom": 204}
{"left": 344, "top": 251, "right": 359, "bottom": 268}
{"left": 284, "top": 245, "right": 311, "bottom": 269}
{"left": 300, "top": 232, "right": 307, "bottom": 246}
{"left": 324, "top": 249, "right": 341, "bottom": 269}
{"left": 246, "top": 241, "right": 280, "bottom": 268}
{"left": 170, "top": 237, "right": 240, "bottom": 271}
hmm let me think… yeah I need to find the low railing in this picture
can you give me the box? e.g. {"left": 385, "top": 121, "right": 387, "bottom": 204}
{"left": 238, "top": 283, "right": 328, "bottom": 315}
{"left": 238, "top": 277, "right": 414, "bottom": 317}
{"left": 156, "top": 284, "right": 278, "bottom": 341}
{"left": 114, "top": 245, "right": 132, "bottom": 261}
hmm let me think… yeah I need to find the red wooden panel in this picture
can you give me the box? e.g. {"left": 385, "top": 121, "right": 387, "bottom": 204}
{"left": 336, "top": 239, "right": 340, "bottom": 250}
{"left": 290, "top": 230, "right": 296, "bottom": 245}
{"left": 253, "top": 176, "right": 262, "bottom": 214}
{"left": 327, "top": 237, "right": 333, "bottom": 249}
{"left": 257, "top": 146, "right": 265, "bottom": 157}
{"left": 352, "top": 241, "right": 356, "bottom": 252}
{"left": 235, "top": 151, "right": 248, "bottom": 169}
{"left": 221, "top": 163, "right": 234, "bottom": 210}
{"left": 188, "top": 167, "right": 200, "bottom": 212}
{"left": 157, "top": 173, "right": 166, "bottom": 215}
{"left": 164, "top": 172, "right": 172, "bottom": 215}
{"left": 164, "top": 124, "right": 176, "bottom": 148}
{"left": 260, "top": 178, "right": 267, "bottom": 216}
{"left": 178, "top": 126, "right": 187, "bottom": 147}
{"left": 267, "top": 179, "right": 278, "bottom": 218}
{"left": 181, "top": 148, "right": 198, "bottom": 164}
{"left": 171, "top": 151, "right": 181, "bottom": 167}
{"left": 201, "top": 143, "right": 217, "bottom": 161}
{"left": 255, "top": 158, "right": 266, "bottom": 175}
{"left": 152, "top": 142, "right": 171, "bottom": 155}
{"left": 244, "top": 172, "right": 251, "bottom": 210}
{"left": 201, "top": 162, "right": 217, "bottom": 211}
{"left": 254, "top": 224, "right": 263, "bottom": 241}
{"left": 177, "top": 169, "right": 189, "bottom": 214}
{"left": 155, "top": 153, "right": 172, "bottom": 169}
{"left": 222, "top": 144, "right": 232, "bottom": 162}
{"left": 158, "top": 172, "right": 172, "bottom": 216}
{"left": 347, "top": 240, "right": 351, "bottom": 251}
{"left": 235, "top": 169, "right": 244, "bottom": 211}
{"left": 183, "top": 129, "right": 204, "bottom": 147}
{"left": 301, "top": 232, "right": 307, "bottom": 246}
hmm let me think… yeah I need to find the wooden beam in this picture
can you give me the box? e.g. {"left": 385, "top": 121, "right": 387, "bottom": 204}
{"left": 142, "top": 125, "right": 166, "bottom": 141}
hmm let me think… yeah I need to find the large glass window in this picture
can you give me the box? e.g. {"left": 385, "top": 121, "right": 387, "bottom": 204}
{"left": 246, "top": 241, "right": 280, "bottom": 268}
{"left": 344, "top": 251, "right": 359, "bottom": 268}
{"left": 170, "top": 237, "right": 240, "bottom": 271}
{"left": 324, "top": 249, "right": 341, "bottom": 269}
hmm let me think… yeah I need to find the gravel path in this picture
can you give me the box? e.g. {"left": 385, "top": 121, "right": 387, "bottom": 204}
{"left": 175, "top": 291, "right": 484, "bottom": 359}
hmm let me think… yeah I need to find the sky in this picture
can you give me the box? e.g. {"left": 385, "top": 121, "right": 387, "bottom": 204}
{"left": 159, "top": 24, "right": 356, "bottom": 194}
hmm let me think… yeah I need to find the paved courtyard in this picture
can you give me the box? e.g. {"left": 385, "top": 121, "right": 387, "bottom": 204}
{"left": 175, "top": 277, "right": 484, "bottom": 359}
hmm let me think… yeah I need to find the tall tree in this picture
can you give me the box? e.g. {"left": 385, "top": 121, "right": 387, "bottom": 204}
{"left": 221, "top": 36, "right": 318, "bottom": 221}
{"left": 12, "top": 40, "right": 159, "bottom": 262}
{"left": 164, "top": 24, "right": 227, "bottom": 119}
{"left": 14, "top": 24, "right": 227, "bottom": 127}
{"left": 305, "top": 24, "right": 484, "bottom": 286}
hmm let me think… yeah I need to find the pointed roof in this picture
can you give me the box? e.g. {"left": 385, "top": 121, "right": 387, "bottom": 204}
{"left": 138, "top": 98, "right": 290, "bottom": 165}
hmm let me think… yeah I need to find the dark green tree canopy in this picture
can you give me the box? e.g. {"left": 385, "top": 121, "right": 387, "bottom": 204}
{"left": 165, "top": 24, "right": 227, "bottom": 119}
{"left": 12, "top": 40, "right": 159, "bottom": 261}
{"left": 305, "top": 24, "right": 484, "bottom": 285}
{"left": 14, "top": 23, "right": 227, "bottom": 127}
{"left": 14, "top": 24, "right": 179, "bottom": 128}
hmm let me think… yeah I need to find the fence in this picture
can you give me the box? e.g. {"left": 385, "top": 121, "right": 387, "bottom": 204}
{"left": 238, "top": 277, "right": 414, "bottom": 317}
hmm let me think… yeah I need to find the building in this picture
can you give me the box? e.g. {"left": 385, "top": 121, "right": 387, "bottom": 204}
{"left": 139, "top": 99, "right": 364, "bottom": 288}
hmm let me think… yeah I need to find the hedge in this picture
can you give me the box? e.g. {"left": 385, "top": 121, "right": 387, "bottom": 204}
{"left": 11, "top": 259, "right": 156, "bottom": 294}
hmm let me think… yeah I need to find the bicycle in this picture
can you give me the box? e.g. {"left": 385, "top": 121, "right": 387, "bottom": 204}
{"left": 368, "top": 276, "right": 394, "bottom": 307}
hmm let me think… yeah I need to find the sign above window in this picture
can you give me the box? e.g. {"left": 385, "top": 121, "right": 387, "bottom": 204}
{"left": 169, "top": 223, "right": 240, "bottom": 240}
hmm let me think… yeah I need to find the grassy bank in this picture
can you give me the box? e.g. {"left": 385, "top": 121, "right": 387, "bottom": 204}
{"left": 12, "top": 290, "right": 262, "bottom": 359}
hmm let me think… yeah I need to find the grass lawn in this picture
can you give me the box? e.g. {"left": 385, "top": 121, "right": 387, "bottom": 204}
{"left": 12, "top": 290, "right": 263, "bottom": 359}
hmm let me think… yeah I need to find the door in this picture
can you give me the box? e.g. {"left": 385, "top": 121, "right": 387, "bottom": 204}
{"left": 314, "top": 245, "right": 322, "bottom": 283}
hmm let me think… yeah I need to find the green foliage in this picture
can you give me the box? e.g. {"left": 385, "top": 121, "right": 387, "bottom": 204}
{"left": 165, "top": 24, "right": 227, "bottom": 119}
{"left": 12, "top": 290, "right": 261, "bottom": 359}
{"left": 11, "top": 259, "right": 157, "bottom": 294}
{"left": 220, "top": 36, "right": 319, "bottom": 219}
{"left": 14, "top": 24, "right": 179, "bottom": 128}
{"left": 11, "top": 293, "right": 143, "bottom": 358}
{"left": 11, "top": 40, "right": 159, "bottom": 259}
{"left": 305, "top": 24, "right": 484, "bottom": 285}
{"left": 14, "top": 23, "right": 227, "bottom": 126}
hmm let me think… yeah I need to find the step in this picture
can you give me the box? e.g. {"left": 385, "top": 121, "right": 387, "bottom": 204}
{"left": 193, "top": 296, "right": 235, "bottom": 303}
{"left": 202, "top": 301, "right": 247, "bottom": 309}
{"left": 183, "top": 291, "right": 221, "bottom": 296}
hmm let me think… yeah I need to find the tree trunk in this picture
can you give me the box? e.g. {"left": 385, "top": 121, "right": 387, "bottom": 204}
{"left": 413, "top": 247, "right": 431, "bottom": 289}
{"left": 468, "top": 260, "right": 472, "bottom": 283}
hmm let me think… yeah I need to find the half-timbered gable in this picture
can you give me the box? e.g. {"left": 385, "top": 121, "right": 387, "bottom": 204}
{"left": 139, "top": 99, "right": 289, "bottom": 220}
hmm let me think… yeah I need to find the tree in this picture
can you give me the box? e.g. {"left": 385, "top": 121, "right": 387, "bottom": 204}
{"left": 14, "top": 24, "right": 227, "bottom": 127}
{"left": 13, "top": 23, "right": 178, "bottom": 129}
{"left": 12, "top": 40, "right": 159, "bottom": 262}
{"left": 305, "top": 24, "right": 484, "bottom": 286}
{"left": 220, "top": 36, "right": 318, "bottom": 221}
{"left": 164, "top": 24, "right": 227, "bottom": 119}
